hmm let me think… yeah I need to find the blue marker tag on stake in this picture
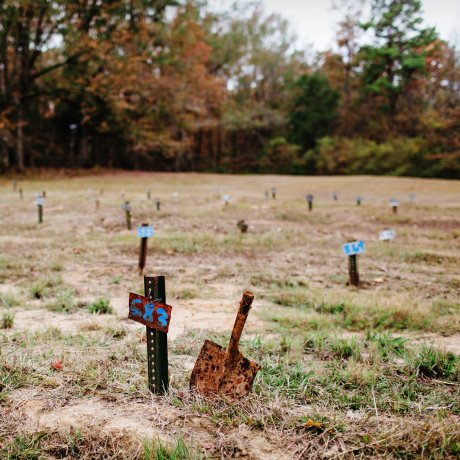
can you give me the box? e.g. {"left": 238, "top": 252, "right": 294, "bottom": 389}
{"left": 137, "top": 226, "right": 154, "bottom": 238}
{"left": 342, "top": 241, "right": 365, "bottom": 256}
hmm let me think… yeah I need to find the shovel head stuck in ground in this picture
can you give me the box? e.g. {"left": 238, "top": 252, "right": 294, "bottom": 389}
{"left": 190, "top": 291, "right": 260, "bottom": 398}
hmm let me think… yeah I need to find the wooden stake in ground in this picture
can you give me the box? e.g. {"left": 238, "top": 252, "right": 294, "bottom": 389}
{"left": 271, "top": 188, "right": 276, "bottom": 199}
{"left": 342, "top": 241, "right": 365, "bottom": 287}
{"left": 138, "top": 223, "right": 153, "bottom": 275}
{"left": 155, "top": 197, "right": 160, "bottom": 211}
{"left": 128, "top": 276, "right": 172, "bottom": 394}
{"left": 19, "top": 189, "right": 23, "bottom": 199}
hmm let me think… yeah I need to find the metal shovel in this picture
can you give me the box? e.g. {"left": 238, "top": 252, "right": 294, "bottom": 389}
{"left": 190, "top": 291, "right": 260, "bottom": 398}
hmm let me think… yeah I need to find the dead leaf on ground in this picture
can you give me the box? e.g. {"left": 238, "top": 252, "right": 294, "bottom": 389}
{"left": 50, "top": 358, "right": 64, "bottom": 371}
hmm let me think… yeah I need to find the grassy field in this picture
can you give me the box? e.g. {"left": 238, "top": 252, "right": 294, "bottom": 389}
{"left": 0, "top": 172, "right": 459, "bottom": 459}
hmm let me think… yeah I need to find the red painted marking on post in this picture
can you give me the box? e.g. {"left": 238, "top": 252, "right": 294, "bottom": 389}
{"left": 128, "top": 292, "right": 172, "bottom": 333}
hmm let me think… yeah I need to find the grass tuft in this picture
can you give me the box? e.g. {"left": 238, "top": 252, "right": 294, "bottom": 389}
{"left": 87, "top": 298, "right": 112, "bottom": 314}
{"left": 1, "top": 311, "right": 14, "bottom": 328}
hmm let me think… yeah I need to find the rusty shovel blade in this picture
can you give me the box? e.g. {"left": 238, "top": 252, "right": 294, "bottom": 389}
{"left": 190, "top": 291, "right": 260, "bottom": 398}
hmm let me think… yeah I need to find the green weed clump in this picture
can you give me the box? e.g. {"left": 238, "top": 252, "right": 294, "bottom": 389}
{"left": 1, "top": 312, "right": 14, "bottom": 328}
{"left": 408, "top": 344, "right": 459, "bottom": 381}
{"left": 142, "top": 437, "right": 202, "bottom": 460}
{"left": 0, "top": 432, "right": 46, "bottom": 459}
{"left": 46, "top": 289, "right": 75, "bottom": 313}
{"left": 87, "top": 298, "right": 112, "bottom": 314}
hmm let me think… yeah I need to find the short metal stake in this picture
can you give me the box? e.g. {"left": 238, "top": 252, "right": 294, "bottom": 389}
{"left": 144, "top": 276, "right": 168, "bottom": 395}
{"left": 237, "top": 220, "right": 248, "bottom": 233}
{"left": 265, "top": 190, "right": 269, "bottom": 199}
{"left": 42, "top": 190, "right": 46, "bottom": 198}
{"left": 38, "top": 204, "right": 43, "bottom": 224}
{"left": 392, "top": 205, "right": 397, "bottom": 215}
{"left": 271, "top": 188, "right": 276, "bottom": 199}
{"left": 95, "top": 198, "right": 100, "bottom": 210}
{"left": 348, "top": 254, "right": 359, "bottom": 287}
{"left": 155, "top": 198, "right": 160, "bottom": 211}
{"left": 13, "top": 180, "right": 17, "bottom": 191}
{"left": 306, "top": 195, "right": 313, "bottom": 211}
{"left": 147, "top": 189, "right": 151, "bottom": 200}
{"left": 357, "top": 196, "right": 362, "bottom": 206}
{"left": 124, "top": 201, "right": 131, "bottom": 229}
{"left": 19, "top": 189, "right": 23, "bottom": 200}
{"left": 139, "top": 223, "right": 149, "bottom": 275}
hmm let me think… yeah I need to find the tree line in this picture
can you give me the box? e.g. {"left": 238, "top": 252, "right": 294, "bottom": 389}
{"left": 0, "top": 0, "right": 459, "bottom": 177}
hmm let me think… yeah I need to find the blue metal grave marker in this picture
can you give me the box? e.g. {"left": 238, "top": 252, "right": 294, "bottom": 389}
{"left": 138, "top": 226, "right": 154, "bottom": 238}
{"left": 342, "top": 241, "right": 365, "bottom": 256}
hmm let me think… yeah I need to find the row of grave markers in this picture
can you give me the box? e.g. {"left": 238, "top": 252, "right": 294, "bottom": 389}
{"left": 11, "top": 180, "right": 415, "bottom": 217}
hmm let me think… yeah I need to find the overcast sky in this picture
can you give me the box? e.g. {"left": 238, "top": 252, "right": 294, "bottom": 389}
{"left": 210, "top": 0, "right": 460, "bottom": 51}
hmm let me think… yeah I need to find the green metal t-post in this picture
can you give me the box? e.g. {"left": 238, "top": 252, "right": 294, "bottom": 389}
{"left": 144, "top": 275, "right": 168, "bottom": 395}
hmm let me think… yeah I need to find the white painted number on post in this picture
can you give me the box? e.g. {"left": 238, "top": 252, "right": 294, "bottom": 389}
{"left": 342, "top": 241, "right": 365, "bottom": 256}
{"left": 137, "top": 226, "right": 154, "bottom": 238}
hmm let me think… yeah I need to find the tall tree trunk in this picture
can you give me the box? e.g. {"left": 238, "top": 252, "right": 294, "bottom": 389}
{"left": 2, "top": 141, "right": 9, "bottom": 168}
{"left": 16, "top": 100, "right": 24, "bottom": 169}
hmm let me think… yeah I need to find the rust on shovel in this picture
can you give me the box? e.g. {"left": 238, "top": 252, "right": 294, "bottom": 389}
{"left": 190, "top": 291, "right": 260, "bottom": 398}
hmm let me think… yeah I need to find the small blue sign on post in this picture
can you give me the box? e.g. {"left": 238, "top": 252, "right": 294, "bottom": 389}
{"left": 138, "top": 226, "right": 154, "bottom": 238}
{"left": 342, "top": 241, "right": 365, "bottom": 256}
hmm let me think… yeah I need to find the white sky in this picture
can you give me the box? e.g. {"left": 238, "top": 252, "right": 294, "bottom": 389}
{"left": 210, "top": 0, "right": 460, "bottom": 51}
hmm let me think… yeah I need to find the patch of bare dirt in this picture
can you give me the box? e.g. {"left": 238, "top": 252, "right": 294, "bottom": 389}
{"left": 5, "top": 388, "right": 289, "bottom": 459}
